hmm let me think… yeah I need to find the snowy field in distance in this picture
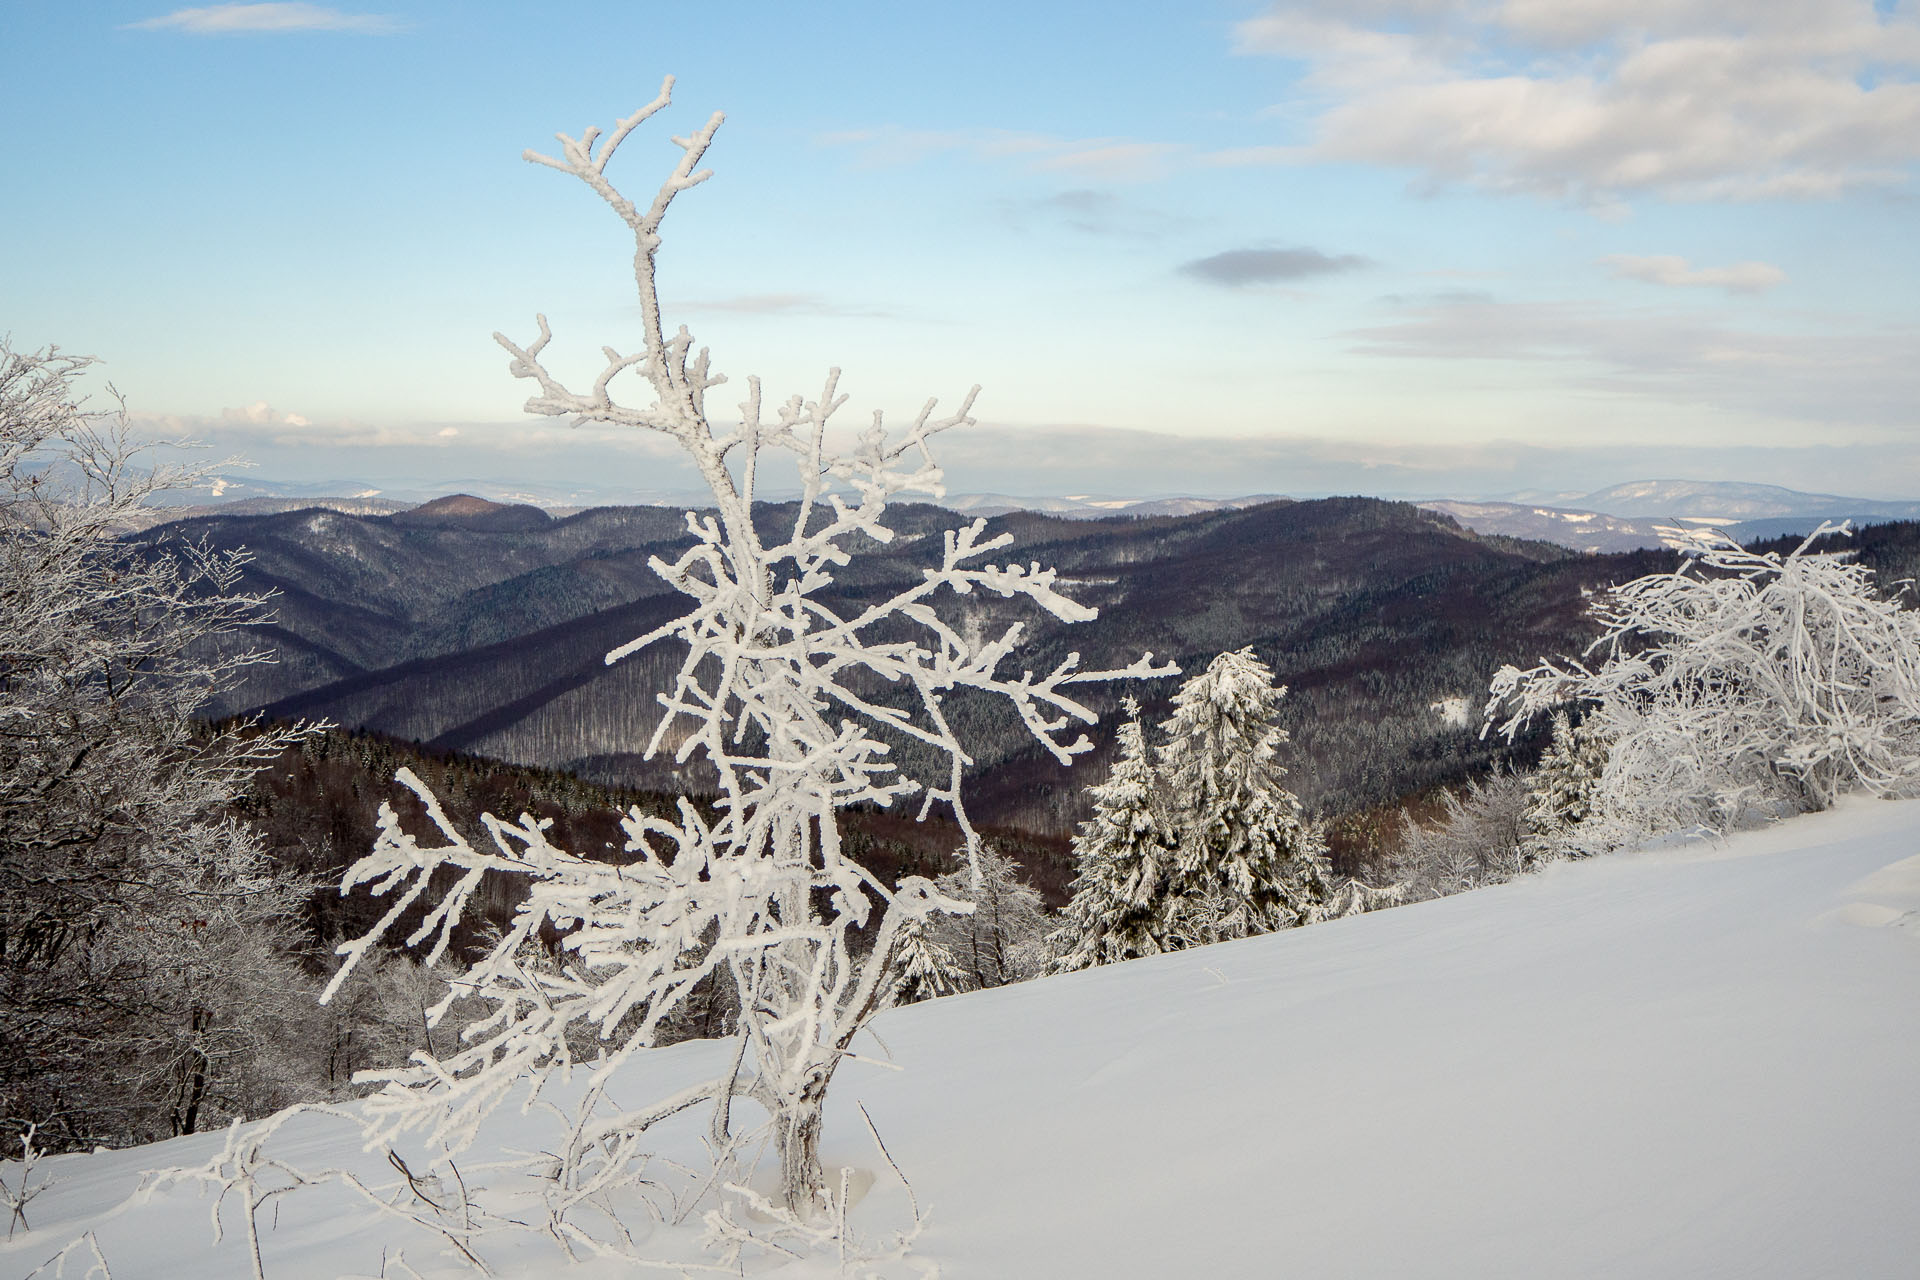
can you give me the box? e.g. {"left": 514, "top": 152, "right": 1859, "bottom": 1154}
{"left": 6, "top": 796, "right": 1918, "bottom": 1278}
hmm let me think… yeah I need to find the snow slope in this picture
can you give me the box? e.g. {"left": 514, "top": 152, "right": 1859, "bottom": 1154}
{"left": 7, "top": 798, "right": 1918, "bottom": 1278}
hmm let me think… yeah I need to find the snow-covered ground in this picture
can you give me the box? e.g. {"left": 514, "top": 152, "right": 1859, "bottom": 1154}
{"left": 7, "top": 797, "right": 1917, "bottom": 1278}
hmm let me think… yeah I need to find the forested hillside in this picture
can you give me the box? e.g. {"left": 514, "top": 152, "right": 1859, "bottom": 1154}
{"left": 155, "top": 495, "right": 1679, "bottom": 834}
{"left": 228, "top": 725, "right": 1066, "bottom": 952}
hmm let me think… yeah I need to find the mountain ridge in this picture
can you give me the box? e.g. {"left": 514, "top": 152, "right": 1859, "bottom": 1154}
{"left": 146, "top": 496, "right": 1676, "bottom": 844}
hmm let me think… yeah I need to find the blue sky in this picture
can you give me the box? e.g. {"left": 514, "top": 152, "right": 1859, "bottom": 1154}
{"left": 5, "top": 1, "right": 1919, "bottom": 500}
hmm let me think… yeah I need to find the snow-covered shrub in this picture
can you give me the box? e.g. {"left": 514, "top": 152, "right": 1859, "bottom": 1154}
{"left": 313, "top": 950, "right": 468, "bottom": 1092}
{"left": 322, "top": 77, "right": 1169, "bottom": 1245}
{"left": 885, "top": 842, "right": 1049, "bottom": 1004}
{"left": 1486, "top": 524, "right": 1920, "bottom": 838}
{"left": 1390, "top": 771, "right": 1529, "bottom": 901}
{"left": 1310, "top": 874, "right": 1407, "bottom": 920}
{"left": 0, "top": 344, "right": 312, "bottom": 1151}
{"left": 1054, "top": 651, "right": 1330, "bottom": 969}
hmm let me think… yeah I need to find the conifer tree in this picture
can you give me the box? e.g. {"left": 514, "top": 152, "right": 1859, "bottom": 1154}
{"left": 1051, "top": 699, "right": 1175, "bottom": 971}
{"left": 888, "top": 912, "right": 965, "bottom": 1006}
{"left": 1518, "top": 711, "right": 1611, "bottom": 865}
{"left": 1152, "top": 652, "right": 1336, "bottom": 940}
{"left": 1055, "top": 653, "right": 1329, "bottom": 969}
{"left": 1156, "top": 648, "right": 1328, "bottom": 943}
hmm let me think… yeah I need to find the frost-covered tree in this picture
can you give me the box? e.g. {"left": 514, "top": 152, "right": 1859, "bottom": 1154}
{"left": 1487, "top": 524, "right": 1920, "bottom": 838}
{"left": 1310, "top": 873, "right": 1407, "bottom": 921}
{"left": 933, "top": 842, "right": 1050, "bottom": 991}
{"left": 1156, "top": 648, "right": 1329, "bottom": 943}
{"left": 1050, "top": 699, "right": 1176, "bottom": 970}
{"left": 1054, "top": 654, "right": 1329, "bottom": 969}
{"left": 888, "top": 912, "right": 965, "bottom": 1006}
{"left": 323, "top": 77, "right": 1170, "bottom": 1237}
{"left": 1517, "top": 711, "right": 1611, "bottom": 865}
{"left": 0, "top": 343, "right": 311, "bottom": 1150}
{"left": 1390, "top": 771, "right": 1529, "bottom": 901}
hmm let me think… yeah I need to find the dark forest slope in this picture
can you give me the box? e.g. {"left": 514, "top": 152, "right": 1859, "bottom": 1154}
{"left": 142, "top": 495, "right": 1744, "bottom": 837}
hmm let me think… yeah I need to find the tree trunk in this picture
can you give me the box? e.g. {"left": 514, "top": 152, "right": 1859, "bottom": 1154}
{"left": 173, "top": 1010, "right": 211, "bottom": 1136}
{"left": 774, "top": 1077, "right": 829, "bottom": 1216}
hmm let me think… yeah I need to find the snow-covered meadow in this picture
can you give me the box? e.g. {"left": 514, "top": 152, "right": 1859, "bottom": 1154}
{"left": 8, "top": 795, "right": 1916, "bottom": 1279}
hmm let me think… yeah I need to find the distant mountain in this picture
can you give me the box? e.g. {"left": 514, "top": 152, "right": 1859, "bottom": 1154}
{"left": 142, "top": 495, "right": 1703, "bottom": 852}
{"left": 1572, "top": 479, "right": 1920, "bottom": 522}
{"left": 940, "top": 493, "right": 1286, "bottom": 520}
{"left": 150, "top": 472, "right": 713, "bottom": 512}
{"left": 1418, "top": 501, "right": 1665, "bottom": 555}
{"left": 392, "top": 493, "right": 553, "bottom": 531}
{"left": 1427, "top": 481, "right": 1920, "bottom": 552}
{"left": 148, "top": 473, "right": 393, "bottom": 507}
{"left": 117, "top": 495, "right": 414, "bottom": 532}
{"left": 147, "top": 492, "right": 1920, "bottom": 858}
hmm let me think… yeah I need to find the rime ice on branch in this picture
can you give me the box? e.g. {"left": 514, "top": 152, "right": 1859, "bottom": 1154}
{"left": 323, "top": 75, "right": 1173, "bottom": 1229}
{"left": 1484, "top": 523, "right": 1920, "bottom": 840}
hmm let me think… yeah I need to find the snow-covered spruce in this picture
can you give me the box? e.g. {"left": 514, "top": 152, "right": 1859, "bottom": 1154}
{"left": 889, "top": 912, "right": 965, "bottom": 1006}
{"left": 1486, "top": 523, "right": 1920, "bottom": 840}
{"left": 1051, "top": 699, "right": 1174, "bottom": 968}
{"left": 1518, "top": 710, "right": 1612, "bottom": 865}
{"left": 319, "top": 76, "right": 1171, "bottom": 1253}
{"left": 1156, "top": 648, "right": 1331, "bottom": 941}
{"left": 1054, "top": 652, "right": 1331, "bottom": 970}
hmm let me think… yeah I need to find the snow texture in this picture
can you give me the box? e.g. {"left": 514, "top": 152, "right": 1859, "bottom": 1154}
{"left": 11, "top": 796, "right": 1917, "bottom": 1278}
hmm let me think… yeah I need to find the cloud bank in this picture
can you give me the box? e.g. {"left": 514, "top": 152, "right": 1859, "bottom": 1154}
{"left": 1348, "top": 293, "right": 1920, "bottom": 430}
{"left": 128, "top": 4, "right": 402, "bottom": 34}
{"left": 1231, "top": 0, "right": 1920, "bottom": 204}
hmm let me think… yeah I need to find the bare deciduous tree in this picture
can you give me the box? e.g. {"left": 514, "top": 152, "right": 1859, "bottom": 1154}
{"left": 0, "top": 343, "right": 312, "bottom": 1149}
{"left": 322, "top": 77, "right": 1170, "bottom": 1255}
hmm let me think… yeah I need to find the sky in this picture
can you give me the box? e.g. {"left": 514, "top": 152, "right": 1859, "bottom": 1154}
{"left": 4, "top": 0, "right": 1919, "bottom": 502}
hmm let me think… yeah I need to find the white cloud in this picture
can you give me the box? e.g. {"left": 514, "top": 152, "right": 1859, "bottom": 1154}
{"left": 221, "top": 400, "right": 312, "bottom": 426}
{"left": 1602, "top": 255, "right": 1787, "bottom": 294}
{"left": 128, "top": 4, "right": 402, "bottom": 34}
{"left": 1230, "top": 1, "right": 1920, "bottom": 203}
{"left": 436, "top": 426, "right": 459, "bottom": 438}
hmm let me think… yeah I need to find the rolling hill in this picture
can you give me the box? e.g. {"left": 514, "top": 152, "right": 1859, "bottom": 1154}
{"left": 146, "top": 495, "right": 1688, "bottom": 843}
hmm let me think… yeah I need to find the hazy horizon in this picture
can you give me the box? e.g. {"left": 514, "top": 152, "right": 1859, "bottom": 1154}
{"left": 7, "top": 1, "right": 1917, "bottom": 502}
